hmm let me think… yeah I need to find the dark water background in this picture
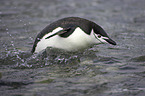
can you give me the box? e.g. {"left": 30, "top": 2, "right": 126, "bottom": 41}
{"left": 0, "top": 0, "right": 145, "bottom": 96}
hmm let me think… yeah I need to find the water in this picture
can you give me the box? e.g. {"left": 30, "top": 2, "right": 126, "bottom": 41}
{"left": 0, "top": 0, "right": 145, "bottom": 96}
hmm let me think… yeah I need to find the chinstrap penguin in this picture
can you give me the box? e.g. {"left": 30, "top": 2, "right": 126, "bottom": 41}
{"left": 31, "top": 17, "right": 116, "bottom": 53}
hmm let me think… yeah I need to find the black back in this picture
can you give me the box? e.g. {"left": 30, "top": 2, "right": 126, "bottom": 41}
{"left": 31, "top": 17, "right": 108, "bottom": 53}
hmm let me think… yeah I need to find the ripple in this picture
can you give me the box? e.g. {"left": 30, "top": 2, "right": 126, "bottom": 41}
{"left": 131, "top": 55, "right": 145, "bottom": 62}
{"left": 94, "top": 56, "right": 120, "bottom": 64}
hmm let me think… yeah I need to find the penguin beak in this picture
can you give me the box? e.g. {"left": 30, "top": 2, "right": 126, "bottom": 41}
{"left": 104, "top": 38, "right": 117, "bottom": 45}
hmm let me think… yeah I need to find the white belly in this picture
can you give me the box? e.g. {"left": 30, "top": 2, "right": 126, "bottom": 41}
{"left": 35, "top": 27, "right": 96, "bottom": 52}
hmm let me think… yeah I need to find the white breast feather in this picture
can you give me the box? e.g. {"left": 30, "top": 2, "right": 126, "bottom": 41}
{"left": 35, "top": 27, "right": 97, "bottom": 52}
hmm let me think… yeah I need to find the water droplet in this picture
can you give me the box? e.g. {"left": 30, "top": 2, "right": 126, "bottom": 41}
{"left": 9, "top": 34, "right": 12, "bottom": 37}
{"left": 37, "top": 38, "right": 40, "bottom": 40}
{"left": 11, "top": 43, "right": 14, "bottom": 46}
{"left": 29, "top": 37, "right": 33, "bottom": 41}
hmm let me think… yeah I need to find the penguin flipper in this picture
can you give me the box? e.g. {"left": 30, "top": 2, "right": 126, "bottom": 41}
{"left": 45, "top": 27, "right": 71, "bottom": 39}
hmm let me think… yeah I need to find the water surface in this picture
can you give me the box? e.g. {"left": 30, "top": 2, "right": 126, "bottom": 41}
{"left": 0, "top": 0, "right": 145, "bottom": 96}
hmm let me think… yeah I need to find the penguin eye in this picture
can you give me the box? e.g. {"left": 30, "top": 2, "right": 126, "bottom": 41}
{"left": 98, "top": 34, "right": 101, "bottom": 38}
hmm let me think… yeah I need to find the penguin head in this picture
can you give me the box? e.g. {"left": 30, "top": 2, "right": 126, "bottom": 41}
{"left": 93, "top": 32, "right": 117, "bottom": 45}
{"left": 92, "top": 24, "right": 116, "bottom": 45}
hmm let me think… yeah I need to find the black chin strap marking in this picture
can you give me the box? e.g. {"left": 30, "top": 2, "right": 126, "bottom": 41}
{"left": 93, "top": 33, "right": 104, "bottom": 44}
